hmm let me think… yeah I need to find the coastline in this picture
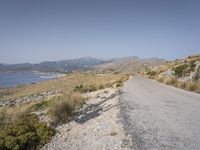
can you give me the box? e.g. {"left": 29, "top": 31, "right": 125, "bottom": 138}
{"left": 0, "top": 71, "right": 65, "bottom": 88}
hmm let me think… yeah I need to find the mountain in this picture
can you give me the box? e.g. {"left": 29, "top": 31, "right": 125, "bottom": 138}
{"left": 0, "top": 57, "right": 108, "bottom": 73}
{"left": 0, "top": 56, "right": 165, "bottom": 73}
{"left": 94, "top": 56, "right": 165, "bottom": 73}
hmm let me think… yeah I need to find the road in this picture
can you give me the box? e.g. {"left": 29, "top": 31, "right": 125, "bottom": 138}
{"left": 120, "top": 76, "right": 200, "bottom": 150}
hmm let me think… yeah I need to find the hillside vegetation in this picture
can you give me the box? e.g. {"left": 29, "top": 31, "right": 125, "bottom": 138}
{"left": 0, "top": 72, "right": 129, "bottom": 149}
{"left": 143, "top": 54, "right": 200, "bottom": 93}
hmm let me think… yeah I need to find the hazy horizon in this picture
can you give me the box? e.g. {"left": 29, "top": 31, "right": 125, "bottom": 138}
{"left": 0, "top": 0, "right": 200, "bottom": 64}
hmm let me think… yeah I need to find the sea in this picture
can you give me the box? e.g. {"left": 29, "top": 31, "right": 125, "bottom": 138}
{"left": 0, "top": 72, "right": 63, "bottom": 88}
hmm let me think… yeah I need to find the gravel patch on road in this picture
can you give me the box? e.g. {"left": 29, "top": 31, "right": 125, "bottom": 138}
{"left": 42, "top": 88, "right": 132, "bottom": 150}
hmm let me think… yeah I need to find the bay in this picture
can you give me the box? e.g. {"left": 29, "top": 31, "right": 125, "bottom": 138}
{"left": 0, "top": 72, "right": 60, "bottom": 87}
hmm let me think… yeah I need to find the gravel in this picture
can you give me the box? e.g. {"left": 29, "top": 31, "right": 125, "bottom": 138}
{"left": 42, "top": 88, "right": 132, "bottom": 150}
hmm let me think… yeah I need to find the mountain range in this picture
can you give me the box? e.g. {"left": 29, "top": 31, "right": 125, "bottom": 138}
{"left": 0, "top": 56, "right": 165, "bottom": 73}
{"left": 94, "top": 56, "right": 165, "bottom": 73}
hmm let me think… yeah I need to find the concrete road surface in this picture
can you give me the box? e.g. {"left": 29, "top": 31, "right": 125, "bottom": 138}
{"left": 120, "top": 76, "right": 200, "bottom": 150}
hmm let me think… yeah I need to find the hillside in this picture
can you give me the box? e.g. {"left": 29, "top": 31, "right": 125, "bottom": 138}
{"left": 143, "top": 54, "right": 200, "bottom": 93}
{"left": 0, "top": 56, "right": 165, "bottom": 73}
{"left": 94, "top": 56, "right": 165, "bottom": 73}
{"left": 144, "top": 54, "right": 200, "bottom": 82}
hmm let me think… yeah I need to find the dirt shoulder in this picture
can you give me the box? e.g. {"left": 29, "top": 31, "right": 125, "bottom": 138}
{"left": 42, "top": 88, "right": 132, "bottom": 150}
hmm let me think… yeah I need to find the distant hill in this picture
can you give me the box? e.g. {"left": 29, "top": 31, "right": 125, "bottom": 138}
{"left": 0, "top": 57, "right": 108, "bottom": 73}
{"left": 94, "top": 56, "right": 165, "bottom": 73}
{"left": 0, "top": 56, "right": 165, "bottom": 73}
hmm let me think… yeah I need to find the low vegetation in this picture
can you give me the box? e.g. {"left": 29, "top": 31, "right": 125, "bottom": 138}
{"left": 48, "top": 92, "right": 84, "bottom": 124}
{"left": 186, "top": 81, "right": 199, "bottom": 91}
{"left": 0, "top": 113, "right": 55, "bottom": 150}
{"left": 0, "top": 73, "right": 129, "bottom": 101}
{"left": 146, "top": 71, "right": 157, "bottom": 77}
{"left": 30, "top": 100, "right": 50, "bottom": 112}
{"left": 143, "top": 55, "right": 200, "bottom": 94}
{"left": 74, "top": 84, "right": 98, "bottom": 93}
{"left": 156, "top": 77, "right": 200, "bottom": 93}
{"left": 163, "top": 77, "right": 177, "bottom": 85}
{"left": 0, "top": 72, "right": 129, "bottom": 149}
{"left": 173, "top": 64, "right": 189, "bottom": 77}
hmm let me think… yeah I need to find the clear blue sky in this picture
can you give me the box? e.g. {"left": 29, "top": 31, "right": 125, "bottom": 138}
{"left": 0, "top": 0, "right": 200, "bottom": 64}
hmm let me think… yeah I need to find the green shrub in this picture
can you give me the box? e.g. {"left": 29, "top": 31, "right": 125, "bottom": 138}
{"left": 31, "top": 101, "right": 49, "bottom": 111}
{"left": 0, "top": 113, "right": 55, "bottom": 150}
{"left": 146, "top": 71, "right": 157, "bottom": 77}
{"left": 174, "top": 64, "right": 189, "bottom": 77}
{"left": 74, "top": 84, "right": 97, "bottom": 93}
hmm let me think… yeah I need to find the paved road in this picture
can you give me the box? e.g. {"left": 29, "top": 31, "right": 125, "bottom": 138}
{"left": 120, "top": 76, "right": 200, "bottom": 150}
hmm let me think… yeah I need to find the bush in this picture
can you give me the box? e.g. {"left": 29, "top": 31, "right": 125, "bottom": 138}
{"left": 163, "top": 78, "right": 177, "bottom": 85}
{"left": 98, "top": 84, "right": 105, "bottom": 90}
{"left": 88, "top": 85, "right": 97, "bottom": 92}
{"left": 74, "top": 84, "right": 97, "bottom": 93}
{"left": 157, "top": 77, "right": 164, "bottom": 83}
{"left": 174, "top": 64, "right": 189, "bottom": 77}
{"left": 146, "top": 71, "right": 157, "bottom": 77}
{"left": 31, "top": 101, "right": 49, "bottom": 111}
{"left": 0, "top": 113, "right": 55, "bottom": 150}
{"left": 115, "top": 80, "right": 123, "bottom": 87}
{"left": 116, "top": 83, "right": 122, "bottom": 87}
{"left": 49, "top": 92, "right": 84, "bottom": 124}
{"left": 50, "top": 99, "right": 74, "bottom": 124}
{"left": 186, "top": 81, "right": 198, "bottom": 91}
{"left": 177, "top": 82, "right": 187, "bottom": 89}
{"left": 189, "top": 62, "right": 196, "bottom": 72}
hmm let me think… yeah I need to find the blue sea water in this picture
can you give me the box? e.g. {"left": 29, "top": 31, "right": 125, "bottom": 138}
{"left": 0, "top": 72, "right": 57, "bottom": 87}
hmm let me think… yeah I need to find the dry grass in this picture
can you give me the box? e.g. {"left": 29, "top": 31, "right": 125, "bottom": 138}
{"left": 155, "top": 77, "right": 200, "bottom": 94}
{"left": 163, "top": 78, "right": 178, "bottom": 85}
{"left": 0, "top": 73, "right": 130, "bottom": 148}
{"left": 176, "top": 82, "right": 187, "bottom": 89}
{"left": 186, "top": 81, "right": 199, "bottom": 92}
{"left": 157, "top": 77, "right": 164, "bottom": 83}
{"left": 48, "top": 92, "right": 84, "bottom": 124}
{"left": 0, "top": 73, "right": 128, "bottom": 100}
{"left": 0, "top": 73, "right": 129, "bottom": 123}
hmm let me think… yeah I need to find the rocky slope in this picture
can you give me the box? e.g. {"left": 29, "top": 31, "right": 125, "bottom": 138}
{"left": 144, "top": 54, "right": 200, "bottom": 82}
{"left": 94, "top": 56, "right": 165, "bottom": 73}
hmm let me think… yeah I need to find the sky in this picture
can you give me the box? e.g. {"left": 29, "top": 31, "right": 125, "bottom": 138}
{"left": 0, "top": 0, "right": 200, "bottom": 64}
